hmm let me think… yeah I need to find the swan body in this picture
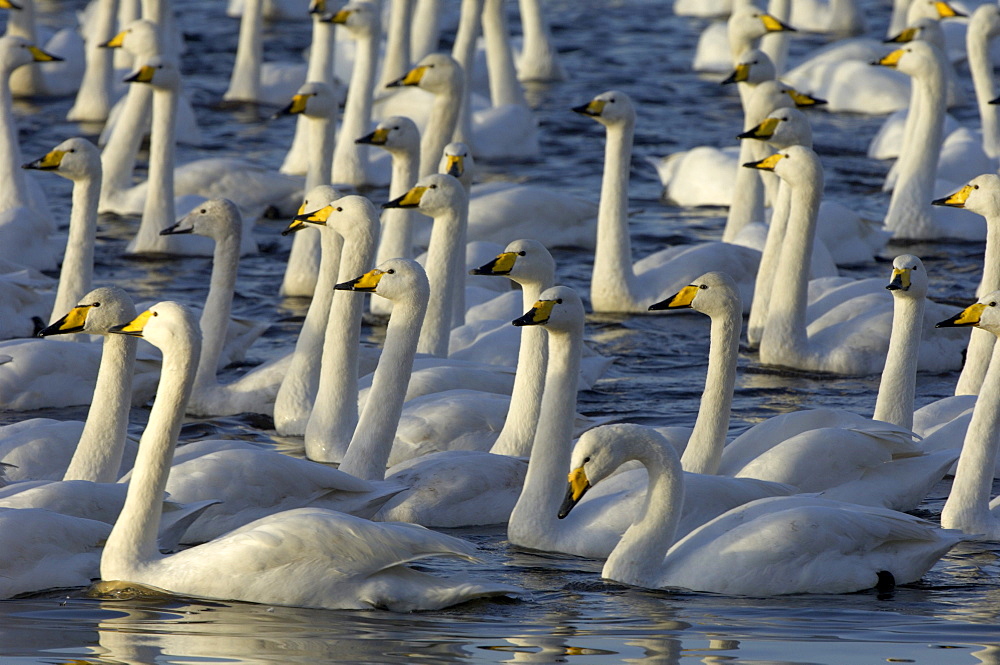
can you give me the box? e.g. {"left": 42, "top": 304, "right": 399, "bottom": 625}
{"left": 98, "top": 300, "right": 519, "bottom": 611}
{"left": 561, "top": 424, "right": 963, "bottom": 595}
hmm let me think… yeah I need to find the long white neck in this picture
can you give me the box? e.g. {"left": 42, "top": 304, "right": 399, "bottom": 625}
{"left": 274, "top": 226, "right": 344, "bottom": 435}
{"left": 67, "top": 0, "right": 117, "bottom": 122}
{"left": 379, "top": 0, "right": 413, "bottom": 89}
{"left": 340, "top": 289, "right": 427, "bottom": 480}
{"left": 884, "top": 54, "right": 945, "bottom": 238}
{"left": 64, "top": 334, "right": 137, "bottom": 483}
{"left": 0, "top": 62, "right": 31, "bottom": 211}
{"left": 483, "top": 0, "right": 526, "bottom": 108}
{"left": 723, "top": 139, "right": 766, "bottom": 242}
{"left": 304, "top": 222, "right": 378, "bottom": 462}
{"left": 759, "top": 0, "right": 791, "bottom": 75}
{"left": 375, "top": 147, "right": 419, "bottom": 266}
{"left": 591, "top": 118, "right": 638, "bottom": 311}
{"left": 194, "top": 232, "right": 240, "bottom": 392}
{"left": 8, "top": 1, "right": 45, "bottom": 95}
{"left": 873, "top": 291, "right": 923, "bottom": 430}
{"left": 507, "top": 323, "right": 583, "bottom": 550}
{"left": 420, "top": 83, "right": 462, "bottom": 177}
{"left": 332, "top": 27, "right": 378, "bottom": 185}
{"left": 603, "top": 437, "right": 684, "bottom": 588}
{"left": 130, "top": 83, "right": 177, "bottom": 253}
{"left": 967, "top": 13, "right": 1000, "bottom": 159}
{"left": 450, "top": 0, "right": 483, "bottom": 148}
{"left": 941, "top": 336, "right": 1000, "bottom": 533}
{"left": 489, "top": 275, "right": 551, "bottom": 457}
{"left": 516, "top": 0, "right": 565, "bottom": 81}
{"left": 305, "top": 111, "right": 334, "bottom": 194}
{"left": 101, "top": 325, "right": 199, "bottom": 579}
{"left": 681, "top": 302, "right": 740, "bottom": 475}
{"left": 224, "top": 0, "right": 262, "bottom": 101}
{"left": 50, "top": 173, "right": 100, "bottom": 327}
{"left": 747, "top": 181, "right": 791, "bottom": 349}
{"left": 410, "top": 0, "right": 440, "bottom": 62}
{"left": 100, "top": 83, "right": 152, "bottom": 210}
{"left": 306, "top": 16, "right": 337, "bottom": 84}
{"left": 760, "top": 164, "right": 823, "bottom": 363}
{"left": 956, "top": 214, "right": 1000, "bottom": 396}
{"left": 418, "top": 206, "right": 465, "bottom": 357}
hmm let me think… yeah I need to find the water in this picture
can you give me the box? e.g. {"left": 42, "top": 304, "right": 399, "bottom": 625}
{"left": 3, "top": 0, "right": 1000, "bottom": 662}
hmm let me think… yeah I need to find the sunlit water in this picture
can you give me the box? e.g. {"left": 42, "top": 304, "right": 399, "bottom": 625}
{"left": 3, "top": 0, "right": 1000, "bottom": 663}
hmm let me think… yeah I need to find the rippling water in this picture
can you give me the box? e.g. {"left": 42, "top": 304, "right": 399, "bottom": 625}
{"left": 4, "top": 0, "right": 1000, "bottom": 663}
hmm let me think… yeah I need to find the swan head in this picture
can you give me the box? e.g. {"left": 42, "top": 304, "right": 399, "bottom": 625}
{"left": 109, "top": 301, "right": 201, "bottom": 351}
{"left": 291, "top": 195, "right": 379, "bottom": 239}
{"left": 743, "top": 145, "right": 822, "bottom": 189}
{"left": 335, "top": 258, "right": 430, "bottom": 305}
{"left": 38, "top": 286, "right": 137, "bottom": 337}
{"left": 123, "top": 56, "right": 180, "bottom": 90}
{"left": 728, "top": 6, "right": 796, "bottom": 43}
{"left": 22, "top": 137, "right": 101, "bottom": 182}
{"left": 722, "top": 49, "right": 776, "bottom": 86}
{"left": 738, "top": 108, "right": 813, "bottom": 149}
{"left": 383, "top": 173, "right": 467, "bottom": 215}
{"left": 355, "top": 116, "right": 420, "bottom": 153}
{"left": 470, "top": 239, "right": 555, "bottom": 287}
{"left": 512, "top": 285, "right": 583, "bottom": 334}
{"left": 161, "top": 199, "right": 242, "bottom": 242}
{"left": 572, "top": 90, "right": 635, "bottom": 128}
{"left": 272, "top": 81, "right": 336, "bottom": 120}
{"left": 439, "top": 142, "right": 473, "bottom": 186}
{"left": 905, "top": 0, "right": 965, "bottom": 23}
{"left": 99, "top": 19, "right": 161, "bottom": 57}
{"left": 322, "top": 1, "right": 380, "bottom": 37}
{"left": 932, "top": 174, "right": 1000, "bottom": 218}
{"left": 648, "top": 271, "right": 741, "bottom": 316}
{"left": 886, "top": 255, "right": 928, "bottom": 298}
{"left": 385, "top": 53, "right": 462, "bottom": 95}
{"left": 559, "top": 424, "right": 680, "bottom": 519}
{"left": 937, "top": 291, "right": 1000, "bottom": 335}
{"left": 0, "top": 36, "right": 62, "bottom": 72}
{"left": 873, "top": 40, "right": 945, "bottom": 78}
{"left": 284, "top": 185, "right": 342, "bottom": 235}
{"left": 885, "top": 17, "right": 945, "bottom": 49}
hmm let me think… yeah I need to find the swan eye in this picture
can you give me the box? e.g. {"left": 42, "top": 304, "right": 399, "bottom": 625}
{"left": 152, "top": 311, "right": 159, "bottom": 317}
{"left": 386, "top": 269, "right": 395, "bottom": 274}
{"left": 518, "top": 251, "right": 526, "bottom": 256}
{"left": 991, "top": 302, "right": 997, "bottom": 307}
{"left": 699, "top": 284, "right": 708, "bottom": 290}
{"left": 336, "top": 206, "right": 343, "bottom": 212}
{"left": 92, "top": 302, "right": 101, "bottom": 307}
{"left": 583, "top": 456, "right": 591, "bottom": 463}
{"left": 429, "top": 184, "right": 438, "bottom": 189}
{"left": 199, "top": 209, "right": 206, "bottom": 214}
{"left": 974, "top": 185, "right": 980, "bottom": 189}
{"left": 393, "top": 125, "right": 399, "bottom": 130}
{"left": 556, "top": 298, "right": 563, "bottom": 304}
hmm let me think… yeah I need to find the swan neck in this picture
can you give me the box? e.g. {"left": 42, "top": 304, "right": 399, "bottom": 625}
{"left": 376, "top": 151, "right": 419, "bottom": 265}
{"left": 307, "top": 19, "right": 336, "bottom": 84}
{"left": 379, "top": 0, "right": 414, "bottom": 88}
{"left": 134, "top": 85, "right": 177, "bottom": 252}
{"left": 195, "top": 233, "right": 240, "bottom": 390}
{"left": 748, "top": 182, "right": 791, "bottom": 348}
{"left": 224, "top": 0, "right": 263, "bottom": 101}
{"left": 592, "top": 120, "right": 638, "bottom": 309}
{"left": 956, "top": 214, "right": 1000, "bottom": 395}
{"left": 419, "top": 83, "right": 462, "bottom": 177}
{"left": 967, "top": 16, "right": 1000, "bottom": 158}
{"left": 0, "top": 68, "right": 29, "bottom": 209}
{"left": 305, "top": 111, "right": 335, "bottom": 194}
{"left": 333, "top": 28, "right": 378, "bottom": 184}
{"left": 418, "top": 206, "right": 465, "bottom": 357}
{"left": 483, "top": 0, "right": 526, "bottom": 107}
{"left": 100, "top": 86, "right": 151, "bottom": 207}
{"left": 872, "top": 293, "right": 923, "bottom": 430}
{"left": 51, "top": 174, "right": 100, "bottom": 324}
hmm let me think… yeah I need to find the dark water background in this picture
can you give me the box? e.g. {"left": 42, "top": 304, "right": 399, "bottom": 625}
{"left": 2, "top": 0, "right": 1000, "bottom": 663}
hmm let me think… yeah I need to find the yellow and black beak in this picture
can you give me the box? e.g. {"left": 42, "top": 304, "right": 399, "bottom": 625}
{"left": 160, "top": 219, "right": 194, "bottom": 236}
{"left": 386, "top": 65, "right": 427, "bottom": 88}
{"left": 786, "top": 89, "right": 827, "bottom": 107}
{"left": 22, "top": 149, "right": 66, "bottom": 171}
{"left": 124, "top": 65, "right": 155, "bottom": 83}
{"left": 737, "top": 117, "right": 780, "bottom": 141}
{"left": 936, "top": 302, "right": 987, "bottom": 328}
{"left": 383, "top": 186, "right": 426, "bottom": 209}
{"left": 932, "top": 184, "right": 973, "bottom": 208}
{"left": 874, "top": 49, "right": 905, "bottom": 68}
{"left": 572, "top": 99, "right": 605, "bottom": 117}
{"left": 356, "top": 127, "right": 389, "bottom": 146}
{"left": 886, "top": 268, "right": 911, "bottom": 292}
{"left": 648, "top": 284, "right": 700, "bottom": 311}
{"left": 557, "top": 465, "right": 592, "bottom": 519}
{"left": 760, "top": 13, "right": 796, "bottom": 32}
{"left": 108, "top": 310, "right": 156, "bottom": 338}
{"left": 884, "top": 26, "right": 918, "bottom": 43}
{"left": 721, "top": 63, "right": 750, "bottom": 85}
{"left": 272, "top": 93, "right": 310, "bottom": 119}
{"left": 323, "top": 7, "right": 351, "bottom": 23}
{"left": 38, "top": 304, "right": 93, "bottom": 337}
{"left": 0, "top": 1, "right": 23, "bottom": 10}
{"left": 28, "top": 45, "right": 62, "bottom": 62}
{"left": 512, "top": 298, "right": 557, "bottom": 327}
{"left": 743, "top": 152, "right": 785, "bottom": 171}
{"left": 335, "top": 268, "right": 385, "bottom": 293}
{"left": 443, "top": 153, "right": 464, "bottom": 178}
{"left": 100, "top": 30, "right": 127, "bottom": 48}
{"left": 308, "top": 0, "right": 326, "bottom": 14}
{"left": 470, "top": 251, "right": 518, "bottom": 276}
{"left": 287, "top": 204, "right": 335, "bottom": 235}
{"left": 934, "top": 1, "right": 965, "bottom": 18}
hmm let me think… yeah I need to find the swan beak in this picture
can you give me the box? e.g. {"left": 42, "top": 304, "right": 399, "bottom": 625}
{"left": 512, "top": 299, "right": 557, "bottom": 327}
{"left": 386, "top": 65, "right": 426, "bottom": 88}
{"left": 324, "top": 8, "right": 351, "bottom": 23}
{"left": 272, "top": 93, "right": 310, "bottom": 119}
{"left": 743, "top": 153, "right": 784, "bottom": 171}
{"left": 932, "top": 184, "right": 973, "bottom": 208}
{"left": 38, "top": 304, "right": 93, "bottom": 337}
{"left": 22, "top": 149, "right": 66, "bottom": 171}
{"left": 443, "top": 154, "right": 464, "bottom": 178}
{"left": 721, "top": 64, "right": 750, "bottom": 85}
{"left": 0, "top": 1, "right": 23, "bottom": 9}
{"left": 737, "top": 117, "right": 780, "bottom": 141}
{"left": 335, "top": 268, "right": 385, "bottom": 292}
{"left": 935, "top": 1, "right": 965, "bottom": 18}
{"left": 874, "top": 49, "right": 904, "bottom": 68}
{"left": 356, "top": 127, "right": 389, "bottom": 145}
{"left": 471, "top": 251, "right": 518, "bottom": 276}
{"left": 572, "top": 99, "right": 605, "bottom": 117}
{"left": 760, "top": 13, "right": 796, "bottom": 32}
{"left": 383, "top": 186, "right": 426, "bottom": 209}
{"left": 884, "top": 27, "right": 917, "bottom": 43}
{"left": 937, "top": 302, "right": 987, "bottom": 328}
{"left": 109, "top": 309, "right": 156, "bottom": 337}
{"left": 308, "top": 0, "right": 326, "bottom": 14}
{"left": 990, "top": 95, "right": 1000, "bottom": 105}
{"left": 557, "top": 466, "right": 592, "bottom": 519}
{"left": 293, "top": 204, "right": 334, "bottom": 225}
{"left": 886, "top": 268, "right": 911, "bottom": 292}
{"left": 124, "top": 65, "right": 155, "bottom": 83}
{"left": 28, "top": 45, "right": 62, "bottom": 62}
{"left": 648, "top": 284, "right": 699, "bottom": 311}
{"left": 100, "top": 30, "right": 128, "bottom": 48}
{"left": 160, "top": 219, "right": 194, "bottom": 236}
{"left": 786, "top": 89, "right": 826, "bottom": 107}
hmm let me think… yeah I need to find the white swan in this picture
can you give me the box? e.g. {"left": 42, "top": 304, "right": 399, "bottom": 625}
{"left": 746, "top": 145, "right": 966, "bottom": 374}
{"left": 968, "top": 4, "right": 1000, "bottom": 160}
{"left": 4, "top": 0, "right": 84, "bottom": 98}
{"left": 66, "top": 0, "right": 115, "bottom": 122}
{"left": 99, "top": 300, "right": 518, "bottom": 611}
{"left": 935, "top": 292, "right": 1000, "bottom": 540}
{"left": 560, "top": 424, "right": 963, "bottom": 595}
{"left": 223, "top": 0, "right": 306, "bottom": 106}
{"left": 575, "top": 90, "right": 759, "bottom": 313}
{"left": 514, "top": 0, "right": 566, "bottom": 82}
{"left": 691, "top": 4, "right": 796, "bottom": 76}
